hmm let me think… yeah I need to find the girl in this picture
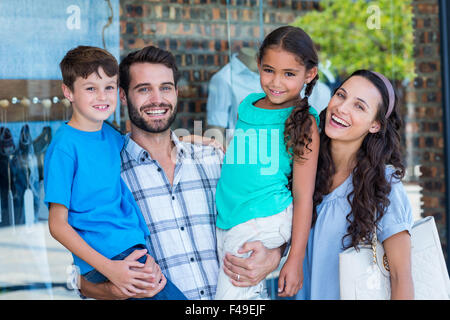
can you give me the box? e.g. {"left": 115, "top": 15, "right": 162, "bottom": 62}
{"left": 296, "top": 70, "right": 414, "bottom": 300}
{"left": 214, "top": 26, "right": 320, "bottom": 299}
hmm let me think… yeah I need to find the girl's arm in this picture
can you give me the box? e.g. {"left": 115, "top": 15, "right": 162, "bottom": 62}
{"left": 278, "top": 116, "right": 319, "bottom": 297}
{"left": 48, "top": 203, "right": 150, "bottom": 296}
{"left": 178, "top": 134, "right": 225, "bottom": 152}
{"left": 383, "top": 230, "right": 414, "bottom": 299}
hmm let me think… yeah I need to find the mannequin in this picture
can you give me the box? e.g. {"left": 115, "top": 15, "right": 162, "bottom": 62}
{"left": 206, "top": 47, "right": 263, "bottom": 145}
{"left": 237, "top": 47, "right": 258, "bottom": 73}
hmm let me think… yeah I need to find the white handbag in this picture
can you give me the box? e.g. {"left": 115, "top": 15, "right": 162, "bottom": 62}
{"left": 339, "top": 216, "right": 450, "bottom": 299}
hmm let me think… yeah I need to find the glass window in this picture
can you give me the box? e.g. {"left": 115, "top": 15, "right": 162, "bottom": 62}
{"left": 0, "top": 0, "right": 120, "bottom": 299}
{"left": 0, "top": 0, "right": 445, "bottom": 300}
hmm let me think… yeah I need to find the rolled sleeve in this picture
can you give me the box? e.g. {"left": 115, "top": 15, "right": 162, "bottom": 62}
{"left": 377, "top": 179, "right": 414, "bottom": 243}
{"left": 378, "top": 222, "right": 412, "bottom": 244}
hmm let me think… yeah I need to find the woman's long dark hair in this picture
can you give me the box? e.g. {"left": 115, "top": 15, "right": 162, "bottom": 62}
{"left": 313, "top": 69, "right": 405, "bottom": 250}
{"left": 257, "top": 26, "right": 319, "bottom": 161}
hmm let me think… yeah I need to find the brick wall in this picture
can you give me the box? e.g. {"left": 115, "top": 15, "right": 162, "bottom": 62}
{"left": 411, "top": 0, "right": 447, "bottom": 254}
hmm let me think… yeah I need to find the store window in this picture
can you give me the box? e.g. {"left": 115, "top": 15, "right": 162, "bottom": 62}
{"left": 119, "top": 0, "right": 442, "bottom": 298}
{"left": 1, "top": 0, "right": 445, "bottom": 300}
{"left": 0, "top": 0, "right": 119, "bottom": 299}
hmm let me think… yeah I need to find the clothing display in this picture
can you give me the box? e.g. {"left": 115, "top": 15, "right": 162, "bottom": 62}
{"left": 33, "top": 126, "right": 52, "bottom": 181}
{"left": 207, "top": 52, "right": 263, "bottom": 131}
{"left": 0, "top": 124, "right": 53, "bottom": 227}
{"left": 0, "top": 127, "right": 16, "bottom": 227}
{"left": 11, "top": 124, "right": 40, "bottom": 226}
{"left": 33, "top": 126, "right": 52, "bottom": 220}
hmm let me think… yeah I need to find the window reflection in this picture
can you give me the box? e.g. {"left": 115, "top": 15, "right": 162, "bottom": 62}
{"left": 0, "top": 0, "right": 435, "bottom": 299}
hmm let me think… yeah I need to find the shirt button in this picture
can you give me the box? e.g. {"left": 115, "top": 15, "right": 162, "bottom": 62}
{"left": 172, "top": 196, "right": 175, "bottom": 200}
{"left": 157, "top": 168, "right": 162, "bottom": 172}
{"left": 180, "top": 226, "right": 185, "bottom": 231}
{"left": 140, "top": 157, "right": 145, "bottom": 162}
{"left": 190, "top": 257, "right": 195, "bottom": 262}
{"left": 200, "top": 290, "right": 204, "bottom": 295}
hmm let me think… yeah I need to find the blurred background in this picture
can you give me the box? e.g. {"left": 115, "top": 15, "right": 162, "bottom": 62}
{"left": 0, "top": 0, "right": 447, "bottom": 299}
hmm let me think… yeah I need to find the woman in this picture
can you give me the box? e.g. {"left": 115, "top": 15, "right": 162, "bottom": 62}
{"left": 296, "top": 69, "right": 414, "bottom": 300}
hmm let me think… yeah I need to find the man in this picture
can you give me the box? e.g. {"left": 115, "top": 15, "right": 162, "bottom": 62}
{"left": 78, "top": 46, "right": 284, "bottom": 300}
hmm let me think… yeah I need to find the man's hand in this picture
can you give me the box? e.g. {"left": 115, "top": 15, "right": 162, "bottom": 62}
{"left": 222, "top": 241, "right": 282, "bottom": 287}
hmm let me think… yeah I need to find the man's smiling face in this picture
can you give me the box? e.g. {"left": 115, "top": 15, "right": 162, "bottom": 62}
{"left": 122, "top": 62, "right": 178, "bottom": 133}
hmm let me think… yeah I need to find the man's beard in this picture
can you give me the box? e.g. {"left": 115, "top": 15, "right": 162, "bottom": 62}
{"left": 127, "top": 99, "right": 177, "bottom": 134}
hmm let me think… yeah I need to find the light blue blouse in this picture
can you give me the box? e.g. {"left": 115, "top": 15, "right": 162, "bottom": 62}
{"left": 295, "top": 167, "right": 414, "bottom": 300}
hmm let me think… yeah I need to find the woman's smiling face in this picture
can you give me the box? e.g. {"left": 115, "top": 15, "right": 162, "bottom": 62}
{"left": 325, "top": 75, "right": 383, "bottom": 144}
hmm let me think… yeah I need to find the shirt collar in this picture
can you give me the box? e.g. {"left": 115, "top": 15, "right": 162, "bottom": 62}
{"left": 123, "top": 131, "right": 191, "bottom": 164}
{"left": 322, "top": 174, "right": 353, "bottom": 203}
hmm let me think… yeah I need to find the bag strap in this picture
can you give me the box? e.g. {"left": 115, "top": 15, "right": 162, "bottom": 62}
{"left": 371, "top": 226, "right": 391, "bottom": 272}
{"left": 371, "top": 227, "right": 378, "bottom": 265}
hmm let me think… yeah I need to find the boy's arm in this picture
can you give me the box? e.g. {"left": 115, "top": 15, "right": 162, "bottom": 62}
{"left": 278, "top": 116, "right": 319, "bottom": 297}
{"left": 48, "top": 203, "right": 148, "bottom": 296}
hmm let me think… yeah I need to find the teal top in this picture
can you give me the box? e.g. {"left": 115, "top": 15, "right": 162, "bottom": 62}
{"left": 215, "top": 92, "right": 320, "bottom": 230}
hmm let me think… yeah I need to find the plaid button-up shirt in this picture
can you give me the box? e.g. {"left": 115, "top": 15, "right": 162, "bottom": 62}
{"left": 120, "top": 132, "right": 223, "bottom": 300}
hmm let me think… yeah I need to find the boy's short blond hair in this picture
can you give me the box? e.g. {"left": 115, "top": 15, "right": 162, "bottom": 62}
{"left": 60, "top": 46, "right": 119, "bottom": 90}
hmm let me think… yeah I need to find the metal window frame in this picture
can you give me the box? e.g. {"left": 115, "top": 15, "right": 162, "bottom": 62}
{"left": 439, "top": 0, "right": 450, "bottom": 270}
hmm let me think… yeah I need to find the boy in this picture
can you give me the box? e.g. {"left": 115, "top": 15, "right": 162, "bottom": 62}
{"left": 44, "top": 46, "right": 186, "bottom": 299}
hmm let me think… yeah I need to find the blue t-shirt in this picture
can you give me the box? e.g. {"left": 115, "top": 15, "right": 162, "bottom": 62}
{"left": 44, "top": 123, "right": 149, "bottom": 275}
